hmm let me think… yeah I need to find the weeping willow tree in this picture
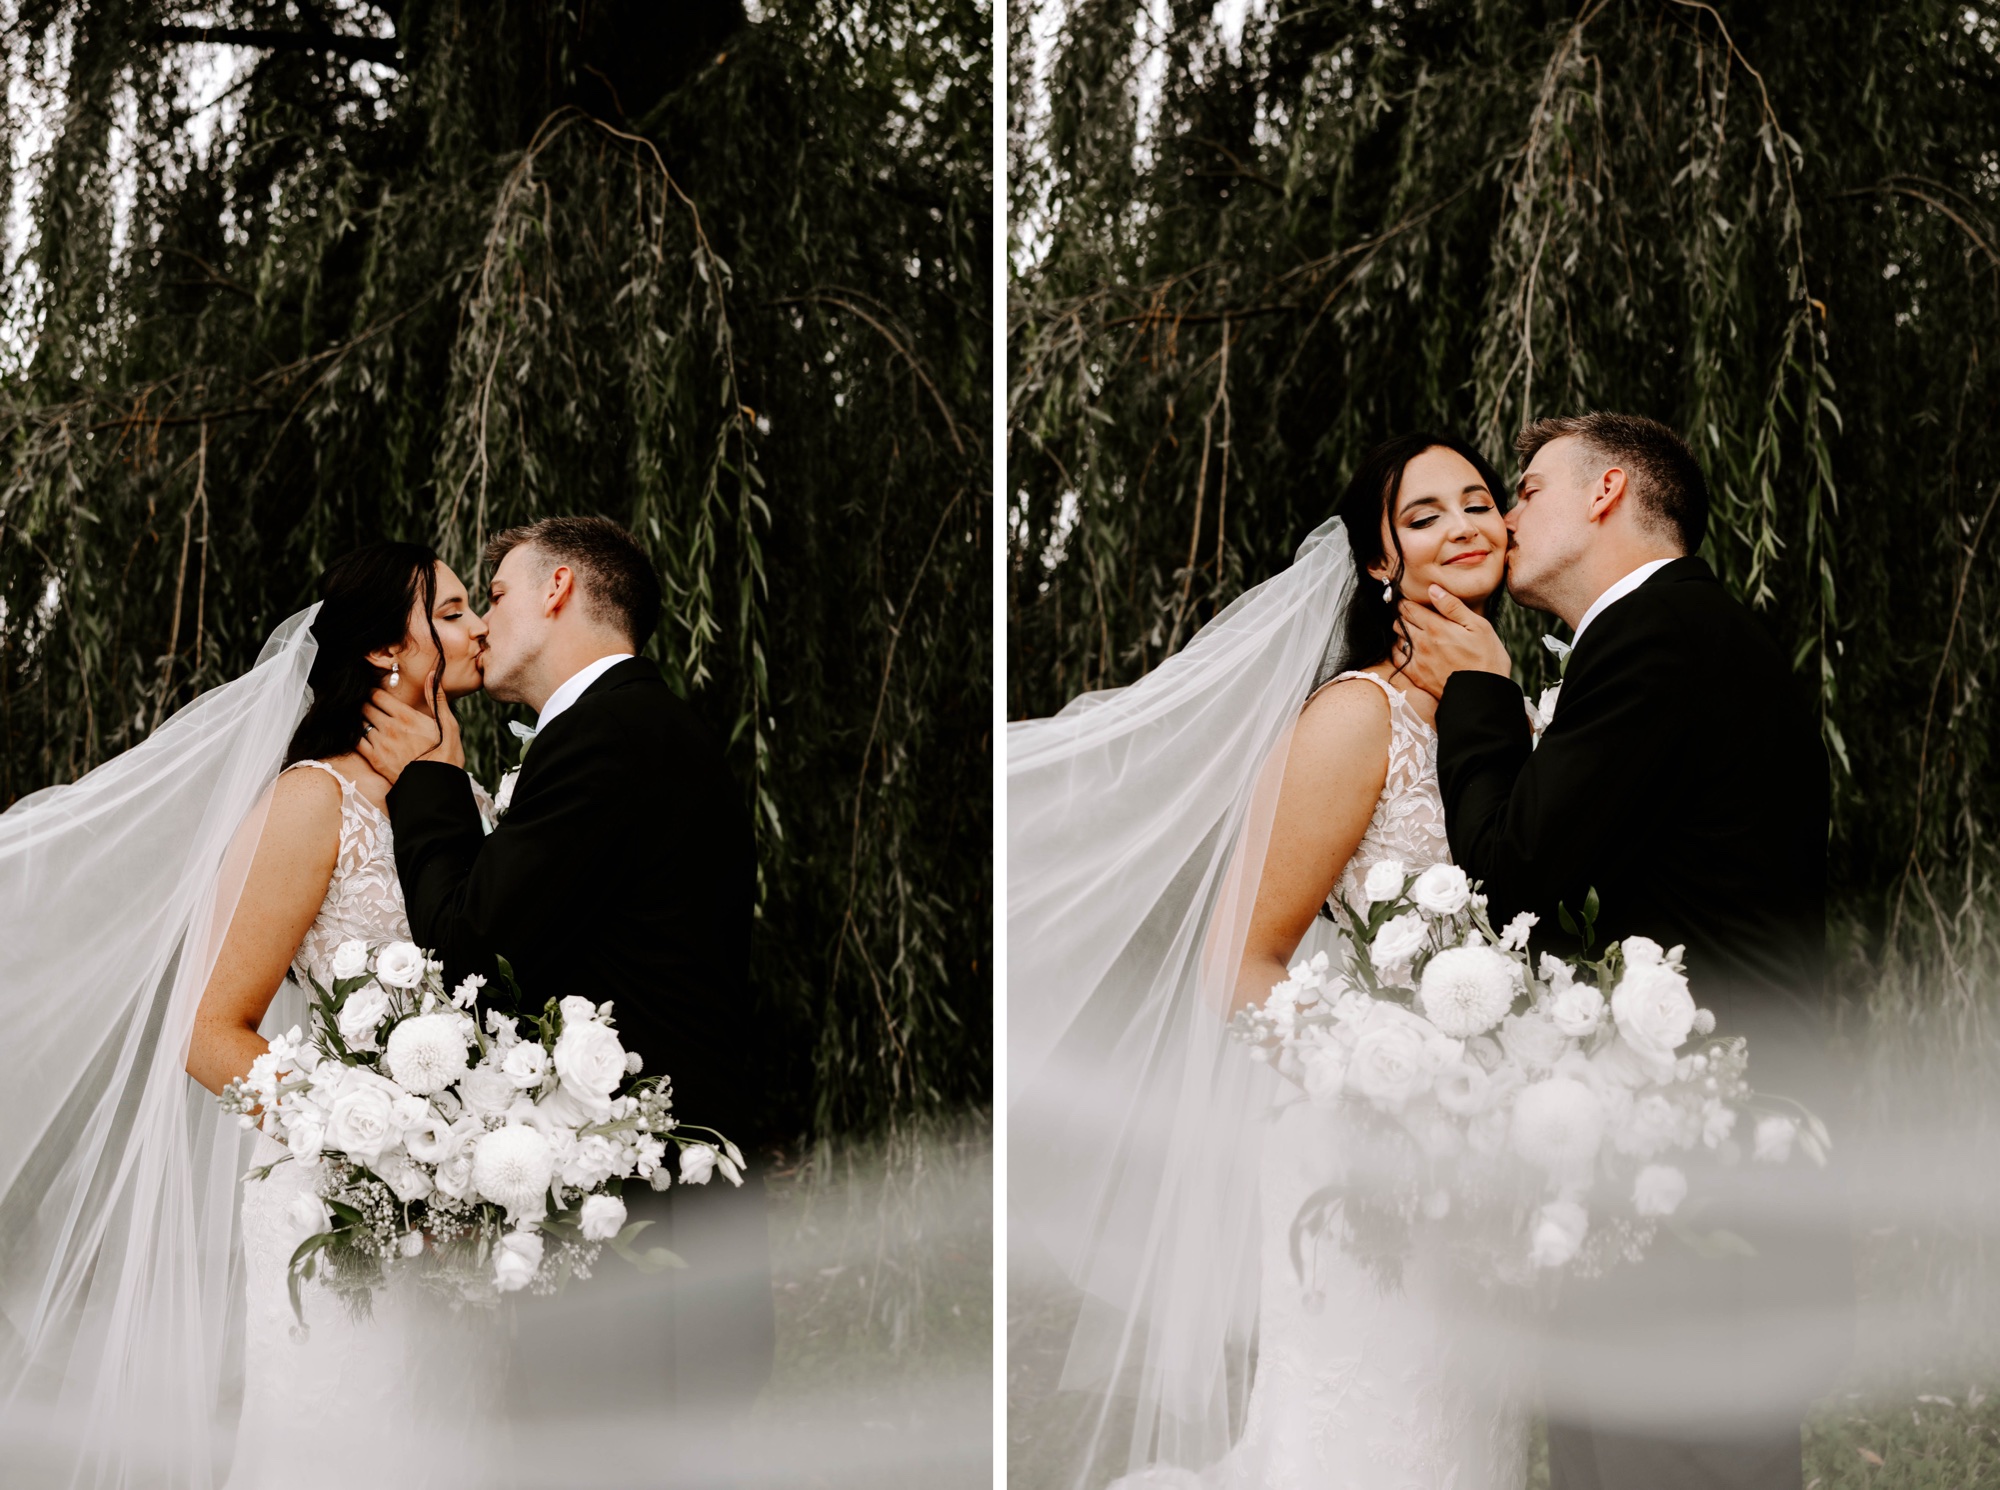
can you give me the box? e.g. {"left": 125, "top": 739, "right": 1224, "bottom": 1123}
{"left": 0, "top": 0, "right": 991, "bottom": 1139}
{"left": 1010, "top": 0, "right": 2000, "bottom": 945}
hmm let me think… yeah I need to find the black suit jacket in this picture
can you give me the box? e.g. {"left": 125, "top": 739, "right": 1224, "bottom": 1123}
{"left": 1439, "top": 558, "right": 1851, "bottom": 1426}
{"left": 387, "top": 657, "right": 761, "bottom": 1142}
{"left": 1437, "top": 556, "right": 1829, "bottom": 1089}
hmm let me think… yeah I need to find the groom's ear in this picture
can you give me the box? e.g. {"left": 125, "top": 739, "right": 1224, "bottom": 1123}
{"left": 543, "top": 563, "right": 578, "bottom": 618}
{"left": 1588, "top": 465, "right": 1630, "bottom": 522}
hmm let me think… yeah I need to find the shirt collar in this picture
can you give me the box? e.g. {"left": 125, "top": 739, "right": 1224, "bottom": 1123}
{"left": 535, "top": 653, "right": 633, "bottom": 734}
{"left": 1571, "top": 558, "right": 1676, "bottom": 645}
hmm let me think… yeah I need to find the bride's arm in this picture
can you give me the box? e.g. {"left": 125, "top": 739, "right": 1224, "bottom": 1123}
{"left": 185, "top": 770, "right": 343, "bottom": 1095}
{"left": 1231, "top": 680, "right": 1392, "bottom": 1011}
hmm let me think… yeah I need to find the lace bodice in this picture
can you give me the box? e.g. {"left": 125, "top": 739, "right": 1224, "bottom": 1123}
{"left": 229, "top": 760, "right": 503, "bottom": 1488}
{"left": 1319, "top": 670, "right": 1452, "bottom": 914}
{"left": 1123, "top": 670, "right": 1525, "bottom": 1490}
{"left": 283, "top": 759, "right": 412, "bottom": 985}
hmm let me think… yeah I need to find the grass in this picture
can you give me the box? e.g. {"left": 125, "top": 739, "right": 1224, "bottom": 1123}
{"left": 745, "top": 1110, "right": 993, "bottom": 1489}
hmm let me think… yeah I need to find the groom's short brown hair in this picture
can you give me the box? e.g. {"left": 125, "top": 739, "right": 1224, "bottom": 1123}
{"left": 1515, "top": 412, "right": 1709, "bottom": 552}
{"left": 484, "top": 516, "right": 663, "bottom": 646}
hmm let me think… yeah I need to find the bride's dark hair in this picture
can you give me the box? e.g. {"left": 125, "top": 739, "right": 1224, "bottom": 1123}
{"left": 1332, "top": 432, "right": 1509, "bottom": 677}
{"left": 284, "top": 542, "right": 445, "bottom": 767}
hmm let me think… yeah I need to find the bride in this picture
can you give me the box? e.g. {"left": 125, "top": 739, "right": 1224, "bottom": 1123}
{"left": 0, "top": 542, "right": 503, "bottom": 1488}
{"left": 1011, "top": 433, "right": 1529, "bottom": 1488}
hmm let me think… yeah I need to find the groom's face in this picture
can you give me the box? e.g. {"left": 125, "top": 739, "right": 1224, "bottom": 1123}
{"left": 478, "top": 545, "right": 555, "bottom": 704}
{"left": 1503, "top": 437, "right": 1594, "bottom": 612}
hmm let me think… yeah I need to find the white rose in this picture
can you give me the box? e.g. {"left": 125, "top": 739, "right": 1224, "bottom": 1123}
{"left": 402, "top": 1108, "right": 457, "bottom": 1164}
{"left": 1346, "top": 1021, "right": 1436, "bottom": 1111}
{"left": 1370, "top": 912, "right": 1428, "bottom": 974}
{"left": 558, "top": 996, "right": 600, "bottom": 1026}
{"left": 1499, "top": 1010, "right": 1570, "bottom": 1071}
{"left": 1612, "top": 1092, "right": 1684, "bottom": 1158}
{"left": 389, "top": 1094, "right": 431, "bottom": 1131}
{"left": 324, "top": 1085, "right": 397, "bottom": 1162}
{"left": 1621, "top": 935, "right": 1667, "bottom": 967}
{"left": 474, "top": 1125, "right": 556, "bottom": 1221}
{"left": 1301, "top": 1044, "right": 1347, "bottom": 1108}
{"left": 492, "top": 1229, "right": 544, "bottom": 1292}
{"left": 378, "top": 1154, "right": 434, "bottom": 1204}
{"left": 500, "top": 1041, "right": 552, "bottom": 1091}
{"left": 1610, "top": 960, "right": 1697, "bottom": 1058}
{"left": 1510, "top": 1077, "right": 1607, "bottom": 1173}
{"left": 1632, "top": 1163, "right": 1688, "bottom": 1218}
{"left": 1753, "top": 1114, "right": 1797, "bottom": 1164}
{"left": 1409, "top": 863, "right": 1471, "bottom": 916}
{"left": 679, "top": 1144, "right": 717, "bottom": 1185}
{"left": 579, "top": 1193, "right": 628, "bottom": 1242}
{"left": 286, "top": 1116, "right": 325, "bottom": 1167}
{"left": 1547, "top": 982, "right": 1606, "bottom": 1039}
{"left": 553, "top": 1019, "right": 628, "bottom": 1100}
{"left": 284, "top": 1192, "right": 330, "bottom": 1239}
{"left": 559, "top": 1134, "right": 623, "bottom": 1190}
{"left": 1433, "top": 1059, "right": 1493, "bottom": 1117}
{"left": 1363, "top": 859, "right": 1407, "bottom": 905}
{"left": 330, "top": 940, "right": 370, "bottom": 981}
{"left": 335, "top": 986, "right": 392, "bottom": 1052}
{"left": 374, "top": 941, "right": 427, "bottom": 990}
{"left": 434, "top": 1148, "right": 477, "bottom": 1201}
{"left": 459, "top": 1066, "right": 518, "bottom": 1121}
{"left": 385, "top": 1013, "right": 470, "bottom": 1096}
{"left": 1529, "top": 1199, "right": 1589, "bottom": 1268}
{"left": 1417, "top": 944, "right": 1517, "bottom": 1038}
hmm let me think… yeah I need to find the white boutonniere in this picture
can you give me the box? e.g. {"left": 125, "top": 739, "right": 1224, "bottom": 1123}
{"left": 1529, "top": 683, "right": 1562, "bottom": 747}
{"left": 1541, "top": 633, "right": 1573, "bottom": 677}
{"left": 488, "top": 720, "right": 538, "bottom": 828}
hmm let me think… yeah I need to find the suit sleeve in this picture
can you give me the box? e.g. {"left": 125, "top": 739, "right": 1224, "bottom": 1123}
{"left": 386, "top": 724, "right": 616, "bottom": 990}
{"left": 1435, "top": 610, "right": 1690, "bottom": 921}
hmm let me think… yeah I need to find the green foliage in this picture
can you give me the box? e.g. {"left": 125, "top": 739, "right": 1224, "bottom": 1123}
{"left": 0, "top": 0, "right": 991, "bottom": 1137}
{"left": 1009, "top": 0, "right": 2000, "bottom": 934}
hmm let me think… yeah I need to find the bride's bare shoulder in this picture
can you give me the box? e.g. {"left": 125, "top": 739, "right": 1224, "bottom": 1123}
{"left": 1290, "top": 675, "right": 1393, "bottom": 778}
{"left": 263, "top": 762, "right": 345, "bottom": 857}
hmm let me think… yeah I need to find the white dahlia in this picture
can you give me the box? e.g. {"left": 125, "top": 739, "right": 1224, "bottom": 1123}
{"left": 384, "top": 1013, "right": 471, "bottom": 1096}
{"left": 1509, "top": 1076, "right": 1607, "bottom": 1172}
{"left": 473, "top": 1124, "right": 556, "bottom": 1220}
{"left": 1416, "top": 944, "right": 1517, "bottom": 1038}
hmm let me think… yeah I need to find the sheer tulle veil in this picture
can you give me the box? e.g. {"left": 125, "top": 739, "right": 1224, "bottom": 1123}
{"left": 1009, "top": 518, "right": 1357, "bottom": 1484}
{"left": 0, "top": 607, "right": 320, "bottom": 1487}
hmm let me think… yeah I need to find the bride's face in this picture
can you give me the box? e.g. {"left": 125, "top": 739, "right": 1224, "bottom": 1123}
{"left": 1372, "top": 446, "right": 1508, "bottom": 609}
{"left": 387, "top": 563, "right": 488, "bottom": 703}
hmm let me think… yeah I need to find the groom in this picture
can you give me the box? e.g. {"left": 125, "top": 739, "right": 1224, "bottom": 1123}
{"left": 357, "top": 516, "right": 773, "bottom": 1479}
{"left": 1399, "top": 414, "right": 1850, "bottom": 1490}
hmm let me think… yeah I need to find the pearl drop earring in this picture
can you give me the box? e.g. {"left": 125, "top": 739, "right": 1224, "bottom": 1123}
{"left": 389, "top": 663, "right": 400, "bottom": 688}
{"left": 1382, "top": 582, "right": 1394, "bottom": 603}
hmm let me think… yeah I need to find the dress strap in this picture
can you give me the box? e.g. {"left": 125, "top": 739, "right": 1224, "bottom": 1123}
{"left": 282, "top": 758, "right": 354, "bottom": 796}
{"left": 1305, "top": 668, "right": 1398, "bottom": 709}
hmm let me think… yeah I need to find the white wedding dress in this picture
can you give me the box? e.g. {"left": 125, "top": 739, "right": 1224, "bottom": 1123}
{"left": 1132, "top": 671, "right": 1527, "bottom": 1490}
{"left": 224, "top": 761, "right": 505, "bottom": 1490}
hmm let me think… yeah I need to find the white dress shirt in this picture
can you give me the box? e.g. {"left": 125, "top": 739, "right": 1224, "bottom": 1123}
{"left": 1571, "top": 558, "right": 1675, "bottom": 646}
{"left": 534, "top": 652, "right": 633, "bottom": 734}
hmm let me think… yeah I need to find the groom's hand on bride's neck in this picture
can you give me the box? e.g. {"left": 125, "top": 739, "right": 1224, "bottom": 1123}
{"left": 1397, "top": 587, "right": 1513, "bottom": 699}
{"left": 356, "top": 688, "right": 466, "bottom": 787}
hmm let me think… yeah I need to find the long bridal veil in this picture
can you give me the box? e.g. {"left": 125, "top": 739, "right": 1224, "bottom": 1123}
{"left": 0, "top": 607, "right": 319, "bottom": 1488}
{"left": 1009, "top": 518, "right": 1357, "bottom": 1485}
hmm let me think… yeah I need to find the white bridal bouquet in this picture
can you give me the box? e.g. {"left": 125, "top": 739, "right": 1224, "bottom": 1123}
{"left": 219, "top": 940, "right": 742, "bottom": 1323}
{"left": 1230, "top": 863, "right": 1827, "bottom": 1288}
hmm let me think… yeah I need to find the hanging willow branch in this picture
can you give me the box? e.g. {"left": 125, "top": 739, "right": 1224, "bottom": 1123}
{"left": 1011, "top": 0, "right": 2000, "bottom": 941}
{"left": 0, "top": 0, "right": 992, "bottom": 1138}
